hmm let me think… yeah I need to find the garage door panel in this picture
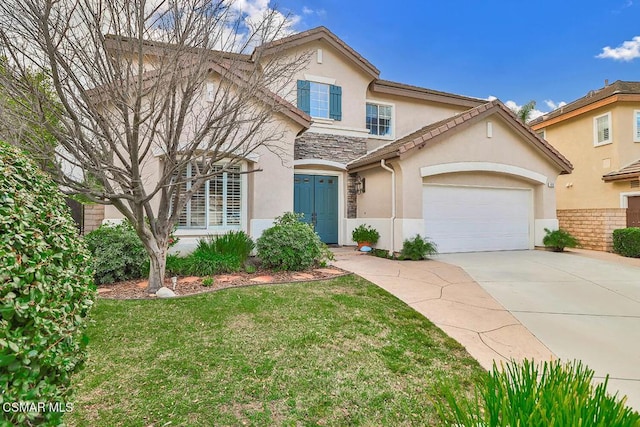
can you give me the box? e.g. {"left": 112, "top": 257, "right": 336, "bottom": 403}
{"left": 423, "top": 185, "right": 531, "bottom": 253}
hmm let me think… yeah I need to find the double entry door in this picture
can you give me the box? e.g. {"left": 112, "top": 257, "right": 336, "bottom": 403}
{"left": 294, "top": 174, "right": 338, "bottom": 244}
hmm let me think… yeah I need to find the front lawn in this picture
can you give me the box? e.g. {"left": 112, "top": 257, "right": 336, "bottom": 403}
{"left": 68, "top": 275, "right": 485, "bottom": 426}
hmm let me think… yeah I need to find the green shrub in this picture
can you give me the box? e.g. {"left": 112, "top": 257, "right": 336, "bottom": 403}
{"left": 436, "top": 359, "right": 640, "bottom": 426}
{"left": 201, "top": 276, "right": 214, "bottom": 287}
{"left": 613, "top": 228, "right": 640, "bottom": 258}
{"left": 399, "top": 234, "right": 437, "bottom": 260}
{"left": 0, "top": 141, "right": 95, "bottom": 425}
{"left": 84, "top": 222, "right": 148, "bottom": 284}
{"left": 543, "top": 227, "right": 579, "bottom": 252}
{"left": 257, "top": 212, "right": 333, "bottom": 271}
{"left": 351, "top": 224, "right": 380, "bottom": 245}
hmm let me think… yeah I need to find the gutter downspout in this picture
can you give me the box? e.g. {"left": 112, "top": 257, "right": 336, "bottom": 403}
{"left": 380, "top": 159, "right": 396, "bottom": 253}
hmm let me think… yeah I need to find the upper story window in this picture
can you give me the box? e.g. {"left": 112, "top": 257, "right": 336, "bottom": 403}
{"left": 297, "top": 80, "right": 342, "bottom": 120}
{"left": 634, "top": 110, "right": 640, "bottom": 142}
{"left": 366, "top": 102, "right": 393, "bottom": 137}
{"left": 310, "top": 82, "right": 329, "bottom": 118}
{"left": 175, "top": 162, "right": 242, "bottom": 229}
{"left": 593, "top": 112, "right": 612, "bottom": 146}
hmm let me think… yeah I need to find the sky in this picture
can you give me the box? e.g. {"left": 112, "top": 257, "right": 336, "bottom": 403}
{"left": 242, "top": 0, "right": 640, "bottom": 119}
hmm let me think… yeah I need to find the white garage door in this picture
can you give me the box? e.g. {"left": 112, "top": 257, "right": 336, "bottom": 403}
{"left": 423, "top": 185, "right": 532, "bottom": 253}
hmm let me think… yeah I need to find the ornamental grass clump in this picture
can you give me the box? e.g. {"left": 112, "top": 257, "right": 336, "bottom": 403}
{"left": 0, "top": 141, "right": 95, "bottom": 426}
{"left": 399, "top": 234, "right": 437, "bottom": 260}
{"left": 436, "top": 359, "right": 640, "bottom": 426}
{"left": 542, "top": 227, "right": 579, "bottom": 252}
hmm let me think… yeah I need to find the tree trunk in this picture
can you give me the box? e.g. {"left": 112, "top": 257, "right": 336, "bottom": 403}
{"left": 147, "top": 248, "right": 167, "bottom": 293}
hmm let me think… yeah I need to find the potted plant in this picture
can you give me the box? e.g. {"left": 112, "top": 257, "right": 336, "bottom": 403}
{"left": 352, "top": 224, "right": 380, "bottom": 250}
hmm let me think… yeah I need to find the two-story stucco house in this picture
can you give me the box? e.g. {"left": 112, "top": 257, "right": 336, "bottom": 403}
{"left": 102, "top": 26, "right": 573, "bottom": 254}
{"left": 530, "top": 81, "right": 640, "bottom": 251}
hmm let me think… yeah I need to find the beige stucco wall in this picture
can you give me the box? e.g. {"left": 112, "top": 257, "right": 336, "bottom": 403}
{"left": 280, "top": 40, "right": 372, "bottom": 133}
{"left": 397, "top": 117, "right": 560, "bottom": 220}
{"left": 103, "top": 107, "right": 302, "bottom": 250}
{"left": 541, "top": 102, "right": 640, "bottom": 209}
{"left": 356, "top": 166, "right": 393, "bottom": 218}
{"left": 364, "top": 91, "right": 469, "bottom": 148}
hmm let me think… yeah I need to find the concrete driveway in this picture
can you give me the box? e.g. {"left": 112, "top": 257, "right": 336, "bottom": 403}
{"left": 439, "top": 250, "right": 640, "bottom": 409}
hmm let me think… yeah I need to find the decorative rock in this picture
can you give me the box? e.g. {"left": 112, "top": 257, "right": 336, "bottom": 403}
{"left": 180, "top": 276, "right": 200, "bottom": 284}
{"left": 156, "top": 286, "right": 176, "bottom": 298}
{"left": 359, "top": 246, "right": 372, "bottom": 252}
{"left": 217, "top": 275, "right": 242, "bottom": 283}
{"left": 96, "top": 288, "right": 113, "bottom": 294}
{"left": 292, "top": 273, "right": 314, "bottom": 280}
{"left": 250, "top": 275, "right": 274, "bottom": 283}
{"left": 136, "top": 280, "right": 148, "bottom": 289}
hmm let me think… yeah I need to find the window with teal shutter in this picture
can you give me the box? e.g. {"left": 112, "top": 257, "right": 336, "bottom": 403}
{"left": 330, "top": 85, "right": 342, "bottom": 121}
{"left": 297, "top": 80, "right": 310, "bottom": 115}
{"left": 297, "top": 79, "right": 342, "bottom": 121}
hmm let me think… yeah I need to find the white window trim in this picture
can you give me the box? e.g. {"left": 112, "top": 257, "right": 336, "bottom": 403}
{"left": 174, "top": 160, "right": 247, "bottom": 234}
{"left": 593, "top": 112, "right": 612, "bottom": 147}
{"left": 365, "top": 99, "right": 395, "bottom": 140}
{"left": 304, "top": 74, "right": 336, "bottom": 85}
{"left": 634, "top": 110, "right": 640, "bottom": 143}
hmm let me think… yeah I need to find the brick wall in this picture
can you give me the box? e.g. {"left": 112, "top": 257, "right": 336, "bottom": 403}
{"left": 557, "top": 208, "right": 627, "bottom": 252}
{"left": 83, "top": 204, "right": 105, "bottom": 234}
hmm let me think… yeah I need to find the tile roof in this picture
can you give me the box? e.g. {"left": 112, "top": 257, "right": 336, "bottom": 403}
{"left": 603, "top": 158, "right": 640, "bottom": 182}
{"left": 371, "top": 79, "right": 484, "bottom": 108}
{"left": 530, "top": 80, "right": 640, "bottom": 126}
{"left": 347, "top": 100, "right": 573, "bottom": 173}
{"left": 254, "top": 26, "right": 380, "bottom": 79}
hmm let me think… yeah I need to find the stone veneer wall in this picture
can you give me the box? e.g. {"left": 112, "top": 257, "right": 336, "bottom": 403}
{"left": 83, "top": 204, "right": 105, "bottom": 234}
{"left": 295, "top": 132, "right": 367, "bottom": 219}
{"left": 557, "top": 208, "right": 627, "bottom": 252}
{"left": 294, "top": 133, "right": 367, "bottom": 164}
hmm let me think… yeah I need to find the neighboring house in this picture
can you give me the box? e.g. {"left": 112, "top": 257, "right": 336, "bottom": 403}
{"left": 530, "top": 81, "right": 640, "bottom": 251}
{"left": 102, "top": 26, "right": 573, "bottom": 253}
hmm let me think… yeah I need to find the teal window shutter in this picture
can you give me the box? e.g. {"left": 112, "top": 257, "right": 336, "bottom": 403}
{"left": 297, "top": 80, "right": 310, "bottom": 115}
{"left": 330, "top": 85, "right": 342, "bottom": 121}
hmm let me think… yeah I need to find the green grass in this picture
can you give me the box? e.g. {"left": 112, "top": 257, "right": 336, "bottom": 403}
{"left": 68, "top": 275, "right": 485, "bottom": 426}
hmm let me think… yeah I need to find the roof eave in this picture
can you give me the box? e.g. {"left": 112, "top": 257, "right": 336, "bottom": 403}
{"left": 602, "top": 172, "right": 640, "bottom": 182}
{"left": 254, "top": 27, "right": 380, "bottom": 80}
{"left": 370, "top": 80, "right": 483, "bottom": 108}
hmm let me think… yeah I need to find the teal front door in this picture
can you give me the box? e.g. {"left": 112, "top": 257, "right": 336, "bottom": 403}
{"left": 294, "top": 174, "right": 338, "bottom": 244}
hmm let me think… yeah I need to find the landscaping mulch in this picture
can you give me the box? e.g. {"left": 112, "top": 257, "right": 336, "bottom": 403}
{"left": 96, "top": 267, "right": 351, "bottom": 300}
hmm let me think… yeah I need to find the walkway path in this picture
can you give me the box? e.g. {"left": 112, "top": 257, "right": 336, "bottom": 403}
{"left": 331, "top": 248, "right": 554, "bottom": 371}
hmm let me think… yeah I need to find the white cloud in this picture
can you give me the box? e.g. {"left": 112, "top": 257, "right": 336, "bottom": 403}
{"left": 544, "top": 100, "right": 567, "bottom": 110}
{"left": 597, "top": 36, "right": 640, "bottom": 61}
{"left": 300, "top": 6, "right": 326, "bottom": 18}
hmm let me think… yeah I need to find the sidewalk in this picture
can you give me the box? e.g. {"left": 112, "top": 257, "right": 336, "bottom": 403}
{"left": 331, "top": 248, "right": 554, "bottom": 370}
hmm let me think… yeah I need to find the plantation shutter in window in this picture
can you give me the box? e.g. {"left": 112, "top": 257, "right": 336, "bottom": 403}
{"left": 297, "top": 80, "right": 310, "bottom": 115}
{"left": 329, "top": 84, "right": 342, "bottom": 121}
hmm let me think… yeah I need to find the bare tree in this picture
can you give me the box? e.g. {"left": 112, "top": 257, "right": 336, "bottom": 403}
{"left": 0, "top": 0, "right": 310, "bottom": 292}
